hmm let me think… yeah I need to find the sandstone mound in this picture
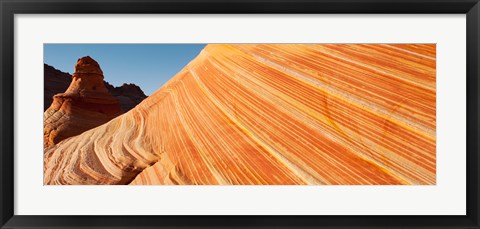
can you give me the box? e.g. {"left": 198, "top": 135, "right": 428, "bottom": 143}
{"left": 44, "top": 44, "right": 436, "bottom": 185}
{"left": 44, "top": 64, "right": 147, "bottom": 112}
{"left": 44, "top": 56, "right": 123, "bottom": 148}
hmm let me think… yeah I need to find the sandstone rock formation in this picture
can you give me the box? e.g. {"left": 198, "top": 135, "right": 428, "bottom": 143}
{"left": 44, "top": 56, "right": 123, "bottom": 148}
{"left": 44, "top": 44, "right": 436, "bottom": 185}
{"left": 44, "top": 64, "right": 147, "bottom": 112}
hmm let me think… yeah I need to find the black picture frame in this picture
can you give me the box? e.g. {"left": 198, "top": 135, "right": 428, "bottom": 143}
{"left": 1, "top": 0, "right": 479, "bottom": 228}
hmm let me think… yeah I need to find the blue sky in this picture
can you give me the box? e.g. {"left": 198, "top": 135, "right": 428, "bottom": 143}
{"left": 44, "top": 44, "right": 206, "bottom": 95}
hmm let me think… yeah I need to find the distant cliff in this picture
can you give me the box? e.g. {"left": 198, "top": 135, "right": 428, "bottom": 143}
{"left": 44, "top": 64, "right": 71, "bottom": 111}
{"left": 104, "top": 82, "right": 148, "bottom": 112}
{"left": 44, "top": 64, "right": 147, "bottom": 112}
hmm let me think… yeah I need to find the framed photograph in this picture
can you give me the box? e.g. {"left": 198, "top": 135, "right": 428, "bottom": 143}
{"left": 1, "top": 0, "right": 479, "bottom": 228}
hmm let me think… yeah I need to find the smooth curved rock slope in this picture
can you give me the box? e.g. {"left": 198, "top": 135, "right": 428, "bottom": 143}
{"left": 45, "top": 44, "right": 436, "bottom": 185}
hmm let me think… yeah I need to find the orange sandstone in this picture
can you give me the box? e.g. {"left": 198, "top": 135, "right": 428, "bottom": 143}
{"left": 44, "top": 44, "right": 436, "bottom": 185}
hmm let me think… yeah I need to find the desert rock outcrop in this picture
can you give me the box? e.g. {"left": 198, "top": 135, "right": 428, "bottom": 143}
{"left": 44, "top": 64, "right": 147, "bottom": 112}
{"left": 44, "top": 44, "right": 436, "bottom": 185}
{"left": 44, "top": 56, "right": 123, "bottom": 147}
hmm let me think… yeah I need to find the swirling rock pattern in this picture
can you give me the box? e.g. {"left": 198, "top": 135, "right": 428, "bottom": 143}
{"left": 44, "top": 44, "right": 436, "bottom": 185}
{"left": 44, "top": 56, "right": 123, "bottom": 148}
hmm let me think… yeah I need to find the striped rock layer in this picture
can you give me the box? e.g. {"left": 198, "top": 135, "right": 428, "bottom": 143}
{"left": 44, "top": 44, "right": 436, "bottom": 185}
